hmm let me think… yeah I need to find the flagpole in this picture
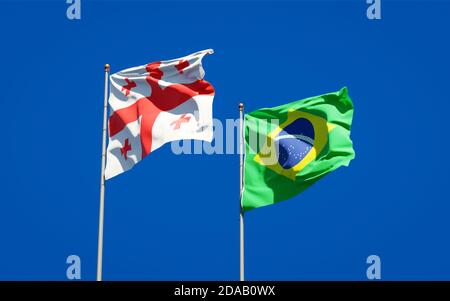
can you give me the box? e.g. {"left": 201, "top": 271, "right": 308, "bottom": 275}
{"left": 97, "top": 63, "right": 110, "bottom": 281}
{"left": 239, "top": 102, "right": 245, "bottom": 281}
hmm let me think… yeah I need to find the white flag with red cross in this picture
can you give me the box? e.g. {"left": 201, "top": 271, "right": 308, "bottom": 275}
{"left": 104, "top": 49, "right": 215, "bottom": 180}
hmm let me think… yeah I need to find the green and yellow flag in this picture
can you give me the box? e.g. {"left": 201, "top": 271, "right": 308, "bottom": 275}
{"left": 242, "top": 87, "right": 355, "bottom": 211}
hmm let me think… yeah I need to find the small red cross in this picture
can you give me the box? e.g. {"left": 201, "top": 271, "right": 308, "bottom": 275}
{"left": 170, "top": 114, "right": 191, "bottom": 130}
{"left": 121, "top": 78, "right": 136, "bottom": 96}
{"left": 120, "top": 138, "right": 132, "bottom": 160}
{"left": 175, "top": 59, "right": 189, "bottom": 74}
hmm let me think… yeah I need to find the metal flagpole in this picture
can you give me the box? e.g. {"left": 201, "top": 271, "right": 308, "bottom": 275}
{"left": 97, "top": 63, "right": 110, "bottom": 281}
{"left": 239, "top": 102, "right": 245, "bottom": 281}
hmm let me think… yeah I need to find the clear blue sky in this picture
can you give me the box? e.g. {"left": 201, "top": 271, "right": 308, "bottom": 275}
{"left": 1, "top": 0, "right": 450, "bottom": 280}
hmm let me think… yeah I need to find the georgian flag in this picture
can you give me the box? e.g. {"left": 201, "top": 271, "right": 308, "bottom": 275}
{"left": 104, "top": 49, "right": 215, "bottom": 179}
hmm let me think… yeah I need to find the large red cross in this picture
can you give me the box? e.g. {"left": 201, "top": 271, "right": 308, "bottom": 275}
{"left": 109, "top": 62, "right": 214, "bottom": 159}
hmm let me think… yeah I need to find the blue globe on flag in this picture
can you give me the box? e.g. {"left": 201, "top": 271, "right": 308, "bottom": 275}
{"left": 274, "top": 118, "right": 315, "bottom": 169}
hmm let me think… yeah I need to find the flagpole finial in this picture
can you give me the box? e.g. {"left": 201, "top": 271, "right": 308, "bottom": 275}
{"left": 239, "top": 103, "right": 244, "bottom": 111}
{"left": 104, "top": 64, "right": 110, "bottom": 72}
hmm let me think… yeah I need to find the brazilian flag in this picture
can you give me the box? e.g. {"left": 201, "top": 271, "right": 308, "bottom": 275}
{"left": 242, "top": 87, "right": 355, "bottom": 211}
